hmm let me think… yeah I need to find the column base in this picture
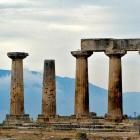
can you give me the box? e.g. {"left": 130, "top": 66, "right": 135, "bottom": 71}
{"left": 74, "top": 112, "right": 96, "bottom": 119}
{"left": 105, "top": 114, "right": 127, "bottom": 123}
{"left": 37, "top": 114, "right": 56, "bottom": 122}
{"left": 4, "top": 114, "right": 31, "bottom": 126}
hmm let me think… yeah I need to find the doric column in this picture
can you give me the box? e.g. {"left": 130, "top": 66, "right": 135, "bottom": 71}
{"left": 7, "top": 52, "right": 28, "bottom": 115}
{"left": 71, "top": 51, "right": 93, "bottom": 118}
{"left": 41, "top": 60, "right": 56, "bottom": 117}
{"left": 105, "top": 50, "right": 126, "bottom": 122}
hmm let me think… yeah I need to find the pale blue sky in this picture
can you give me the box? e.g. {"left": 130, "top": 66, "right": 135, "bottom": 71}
{"left": 0, "top": 0, "right": 140, "bottom": 92}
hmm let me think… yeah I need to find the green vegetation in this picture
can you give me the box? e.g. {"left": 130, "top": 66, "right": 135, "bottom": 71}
{"left": 76, "top": 132, "right": 86, "bottom": 138}
{"left": 0, "top": 121, "right": 5, "bottom": 126}
{"left": 137, "top": 115, "right": 140, "bottom": 120}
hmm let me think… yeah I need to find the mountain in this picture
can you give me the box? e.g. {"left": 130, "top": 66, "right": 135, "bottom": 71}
{"left": 0, "top": 69, "right": 139, "bottom": 122}
{"left": 123, "top": 92, "right": 140, "bottom": 116}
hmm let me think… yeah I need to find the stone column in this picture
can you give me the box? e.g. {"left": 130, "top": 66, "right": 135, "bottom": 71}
{"left": 105, "top": 50, "right": 126, "bottom": 122}
{"left": 71, "top": 51, "right": 93, "bottom": 118}
{"left": 38, "top": 60, "right": 56, "bottom": 122}
{"left": 7, "top": 52, "right": 28, "bottom": 115}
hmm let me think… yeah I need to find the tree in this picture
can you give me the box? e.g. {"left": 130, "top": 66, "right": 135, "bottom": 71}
{"left": 137, "top": 115, "right": 140, "bottom": 120}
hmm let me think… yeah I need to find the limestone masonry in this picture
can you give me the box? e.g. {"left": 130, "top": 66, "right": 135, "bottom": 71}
{"left": 3, "top": 38, "right": 140, "bottom": 125}
{"left": 71, "top": 51, "right": 93, "bottom": 118}
{"left": 81, "top": 39, "right": 140, "bottom": 51}
{"left": 38, "top": 60, "right": 56, "bottom": 122}
{"left": 8, "top": 52, "right": 28, "bottom": 115}
{"left": 105, "top": 51, "right": 126, "bottom": 122}
{"left": 77, "top": 38, "right": 140, "bottom": 122}
{"left": 5, "top": 52, "right": 30, "bottom": 125}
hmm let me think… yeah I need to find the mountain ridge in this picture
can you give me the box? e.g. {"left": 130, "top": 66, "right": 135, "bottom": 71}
{"left": 0, "top": 69, "right": 139, "bottom": 122}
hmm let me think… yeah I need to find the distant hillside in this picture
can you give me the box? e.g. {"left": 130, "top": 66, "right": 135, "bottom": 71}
{"left": 0, "top": 69, "right": 139, "bottom": 122}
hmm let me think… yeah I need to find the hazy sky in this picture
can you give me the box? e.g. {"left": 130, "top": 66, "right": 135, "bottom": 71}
{"left": 0, "top": 0, "right": 140, "bottom": 92}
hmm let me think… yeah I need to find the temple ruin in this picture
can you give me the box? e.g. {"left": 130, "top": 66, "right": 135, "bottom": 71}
{"left": 4, "top": 39, "right": 140, "bottom": 126}
{"left": 71, "top": 38, "right": 140, "bottom": 122}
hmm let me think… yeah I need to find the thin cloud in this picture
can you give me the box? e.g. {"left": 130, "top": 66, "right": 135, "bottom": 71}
{"left": 0, "top": 75, "right": 10, "bottom": 90}
{"left": 0, "top": 0, "right": 140, "bottom": 92}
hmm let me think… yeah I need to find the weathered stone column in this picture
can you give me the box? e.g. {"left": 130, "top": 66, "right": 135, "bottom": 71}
{"left": 105, "top": 50, "right": 126, "bottom": 122}
{"left": 4, "top": 52, "right": 30, "bottom": 126}
{"left": 71, "top": 51, "right": 93, "bottom": 118}
{"left": 38, "top": 60, "right": 56, "bottom": 122}
{"left": 42, "top": 60, "right": 56, "bottom": 117}
{"left": 8, "top": 52, "right": 28, "bottom": 115}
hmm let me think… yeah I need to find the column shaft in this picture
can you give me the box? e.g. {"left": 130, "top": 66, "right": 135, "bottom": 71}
{"left": 108, "top": 56, "right": 122, "bottom": 118}
{"left": 75, "top": 57, "right": 89, "bottom": 117}
{"left": 41, "top": 60, "right": 56, "bottom": 117}
{"left": 10, "top": 59, "right": 24, "bottom": 115}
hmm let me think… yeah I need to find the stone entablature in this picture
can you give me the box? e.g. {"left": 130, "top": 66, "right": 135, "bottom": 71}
{"left": 81, "top": 38, "right": 140, "bottom": 52}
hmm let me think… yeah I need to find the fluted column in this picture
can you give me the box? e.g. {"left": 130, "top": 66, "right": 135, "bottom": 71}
{"left": 105, "top": 50, "right": 126, "bottom": 122}
{"left": 8, "top": 52, "right": 28, "bottom": 115}
{"left": 71, "top": 51, "right": 93, "bottom": 118}
{"left": 41, "top": 60, "right": 56, "bottom": 117}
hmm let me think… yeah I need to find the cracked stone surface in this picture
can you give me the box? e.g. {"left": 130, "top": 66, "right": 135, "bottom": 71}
{"left": 105, "top": 51, "right": 126, "bottom": 121}
{"left": 41, "top": 60, "right": 56, "bottom": 117}
{"left": 7, "top": 52, "right": 28, "bottom": 115}
{"left": 81, "top": 38, "right": 140, "bottom": 52}
{"left": 71, "top": 51, "right": 93, "bottom": 118}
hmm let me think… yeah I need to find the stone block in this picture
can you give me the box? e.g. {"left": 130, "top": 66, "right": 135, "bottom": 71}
{"left": 90, "top": 112, "right": 96, "bottom": 116}
{"left": 4, "top": 114, "right": 30, "bottom": 126}
{"left": 81, "top": 39, "right": 140, "bottom": 51}
{"left": 71, "top": 115, "right": 76, "bottom": 119}
{"left": 120, "top": 137, "right": 129, "bottom": 140}
{"left": 60, "top": 138, "right": 71, "bottom": 140}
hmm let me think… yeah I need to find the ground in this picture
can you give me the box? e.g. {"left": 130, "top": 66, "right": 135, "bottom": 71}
{"left": 0, "top": 129, "right": 75, "bottom": 140}
{"left": 0, "top": 129, "right": 140, "bottom": 140}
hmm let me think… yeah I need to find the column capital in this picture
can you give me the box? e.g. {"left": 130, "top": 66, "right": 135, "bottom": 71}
{"left": 71, "top": 51, "right": 93, "bottom": 58}
{"left": 7, "top": 52, "right": 29, "bottom": 60}
{"left": 104, "top": 50, "right": 126, "bottom": 58}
